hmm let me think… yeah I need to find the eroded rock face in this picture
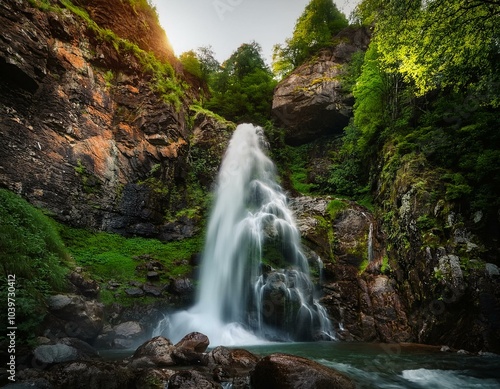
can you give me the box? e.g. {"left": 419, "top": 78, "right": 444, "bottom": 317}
{"left": 0, "top": 0, "right": 232, "bottom": 240}
{"left": 291, "top": 196, "right": 413, "bottom": 343}
{"left": 272, "top": 27, "right": 370, "bottom": 145}
{"left": 250, "top": 353, "right": 355, "bottom": 389}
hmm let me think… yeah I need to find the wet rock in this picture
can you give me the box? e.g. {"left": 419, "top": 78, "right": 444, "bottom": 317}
{"left": 133, "top": 368, "right": 175, "bottom": 388}
{"left": 435, "top": 254, "right": 465, "bottom": 299}
{"left": 167, "top": 370, "right": 221, "bottom": 389}
{"left": 132, "top": 336, "right": 176, "bottom": 366}
{"left": 45, "top": 294, "right": 104, "bottom": 342}
{"left": 124, "top": 287, "right": 144, "bottom": 297}
{"left": 57, "top": 337, "right": 100, "bottom": 359}
{"left": 175, "top": 332, "right": 210, "bottom": 353}
{"left": 146, "top": 271, "right": 160, "bottom": 281}
{"left": 486, "top": 263, "right": 500, "bottom": 277}
{"left": 250, "top": 353, "right": 355, "bottom": 389}
{"left": 113, "top": 321, "right": 143, "bottom": 339}
{"left": 205, "top": 346, "right": 259, "bottom": 370}
{"left": 142, "top": 283, "right": 163, "bottom": 297}
{"left": 168, "top": 277, "right": 194, "bottom": 295}
{"left": 33, "top": 344, "right": 78, "bottom": 365}
{"left": 67, "top": 271, "right": 100, "bottom": 298}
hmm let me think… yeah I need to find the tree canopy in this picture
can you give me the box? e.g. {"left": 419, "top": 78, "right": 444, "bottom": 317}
{"left": 272, "top": 0, "right": 348, "bottom": 78}
{"left": 354, "top": 0, "right": 500, "bottom": 99}
{"left": 204, "top": 42, "right": 277, "bottom": 125}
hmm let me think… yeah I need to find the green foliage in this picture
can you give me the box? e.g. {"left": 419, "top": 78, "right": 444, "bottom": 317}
{"left": 326, "top": 199, "right": 348, "bottom": 220}
{"left": 125, "top": 0, "right": 159, "bottom": 21}
{"left": 189, "top": 104, "right": 234, "bottom": 127}
{"left": 180, "top": 50, "right": 203, "bottom": 79}
{"left": 272, "top": 0, "right": 348, "bottom": 77}
{"left": 205, "top": 42, "right": 277, "bottom": 125}
{"left": 27, "top": 0, "right": 59, "bottom": 12}
{"left": 352, "top": 41, "right": 387, "bottom": 153}
{"left": 380, "top": 255, "right": 390, "bottom": 273}
{"left": 103, "top": 70, "right": 115, "bottom": 88}
{"left": 59, "top": 225, "right": 202, "bottom": 285}
{"left": 0, "top": 189, "right": 72, "bottom": 344}
{"left": 355, "top": 0, "right": 500, "bottom": 99}
{"left": 74, "top": 159, "right": 101, "bottom": 194}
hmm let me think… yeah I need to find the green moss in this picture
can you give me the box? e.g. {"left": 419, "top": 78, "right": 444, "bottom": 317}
{"left": 103, "top": 70, "right": 115, "bottom": 88}
{"left": 326, "top": 199, "right": 348, "bottom": 220}
{"left": 27, "top": 0, "right": 59, "bottom": 12}
{"left": 284, "top": 144, "right": 315, "bottom": 194}
{"left": 359, "top": 258, "right": 369, "bottom": 274}
{"left": 313, "top": 215, "right": 335, "bottom": 261}
{"left": 189, "top": 104, "right": 235, "bottom": 128}
{"left": 74, "top": 159, "right": 101, "bottom": 194}
{"left": 60, "top": 226, "right": 200, "bottom": 278}
{"left": 380, "top": 255, "right": 391, "bottom": 273}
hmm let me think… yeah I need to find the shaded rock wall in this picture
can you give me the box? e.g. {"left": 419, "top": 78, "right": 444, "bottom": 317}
{"left": 0, "top": 0, "right": 232, "bottom": 239}
{"left": 291, "top": 196, "right": 413, "bottom": 343}
{"left": 290, "top": 187, "right": 499, "bottom": 351}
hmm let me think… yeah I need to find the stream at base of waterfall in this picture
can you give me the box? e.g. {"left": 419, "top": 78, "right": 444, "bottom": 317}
{"left": 153, "top": 123, "right": 334, "bottom": 346}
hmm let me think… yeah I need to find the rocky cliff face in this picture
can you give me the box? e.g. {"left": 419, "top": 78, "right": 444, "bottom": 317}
{"left": 272, "top": 27, "right": 370, "bottom": 145}
{"left": 291, "top": 197, "right": 413, "bottom": 343}
{"left": 275, "top": 29, "right": 500, "bottom": 351}
{"left": 0, "top": 0, "right": 232, "bottom": 239}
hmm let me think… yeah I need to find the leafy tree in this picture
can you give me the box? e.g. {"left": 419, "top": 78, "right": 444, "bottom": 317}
{"left": 272, "top": 0, "right": 348, "bottom": 77}
{"left": 179, "top": 50, "right": 203, "bottom": 79}
{"left": 354, "top": 0, "right": 500, "bottom": 100}
{"left": 206, "top": 42, "right": 277, "bottom": 124}
{"left": 195, "top": 46, "right": 221, "bottom": 82}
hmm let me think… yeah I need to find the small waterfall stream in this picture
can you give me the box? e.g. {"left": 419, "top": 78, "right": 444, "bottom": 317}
{"left": 156, "top": 124, "right": 334, "bottom": 346}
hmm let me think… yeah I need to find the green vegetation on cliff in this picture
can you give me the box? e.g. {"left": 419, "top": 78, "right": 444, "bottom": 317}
{"left": 29, "top": 0, "right": 186, "bottom": 110}
{"left": 0, "top": 189, "right": 72, "bottom": 344}
{"left": 272, "top": 0, "right": 348, "bottom": 78}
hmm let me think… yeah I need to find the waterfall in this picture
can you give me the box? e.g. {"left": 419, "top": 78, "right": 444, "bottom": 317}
{"left": 367, "top": 223, "right": 374, "bottom": 262}
{"left": 157, "top": 124, "right": 334, "bottom": 346}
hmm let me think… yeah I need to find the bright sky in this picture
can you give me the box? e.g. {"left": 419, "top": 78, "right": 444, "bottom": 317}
{"left": 150, "top": 0, "right": 360, "bottom": 64}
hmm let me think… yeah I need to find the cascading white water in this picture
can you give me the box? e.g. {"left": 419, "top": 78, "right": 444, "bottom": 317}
{"left": 158, "top": 124, "right": 334, "bottom": 346}
{"left": 367, "top": 223, "right": 374, "bottom": 262}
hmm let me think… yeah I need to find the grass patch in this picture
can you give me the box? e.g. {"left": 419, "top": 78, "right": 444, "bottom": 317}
{"left": 59, "top": 225, "right": 202, "bottom": 284}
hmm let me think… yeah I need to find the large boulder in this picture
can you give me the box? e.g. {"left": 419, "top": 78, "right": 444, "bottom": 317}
{"left": 174, "top": 331, "right": 210, "bottom": 352}
{"left": 132, "top": 336, "right": 176, "bottom": 367}
{"left": 33, "top": 337, "right": 99, "bottom": 366}
{"left": 272, "top": 27, "right": 370, "bottom": 145}
{"left": 45, "top": 294, "right": 104, "bottom": 342}
{"left": 171, "top": 332, "right": 210, "bottom": 365}
{"left": 250, "top": 353, "right": 355, "bottom": 389}
{"left": 205, "top": 346, "right": 260, "bottom": 370}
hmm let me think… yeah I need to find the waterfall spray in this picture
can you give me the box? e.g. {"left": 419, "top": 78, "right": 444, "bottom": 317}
{"left": 157, "top": 124, "right": 334, "bottom": 346}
